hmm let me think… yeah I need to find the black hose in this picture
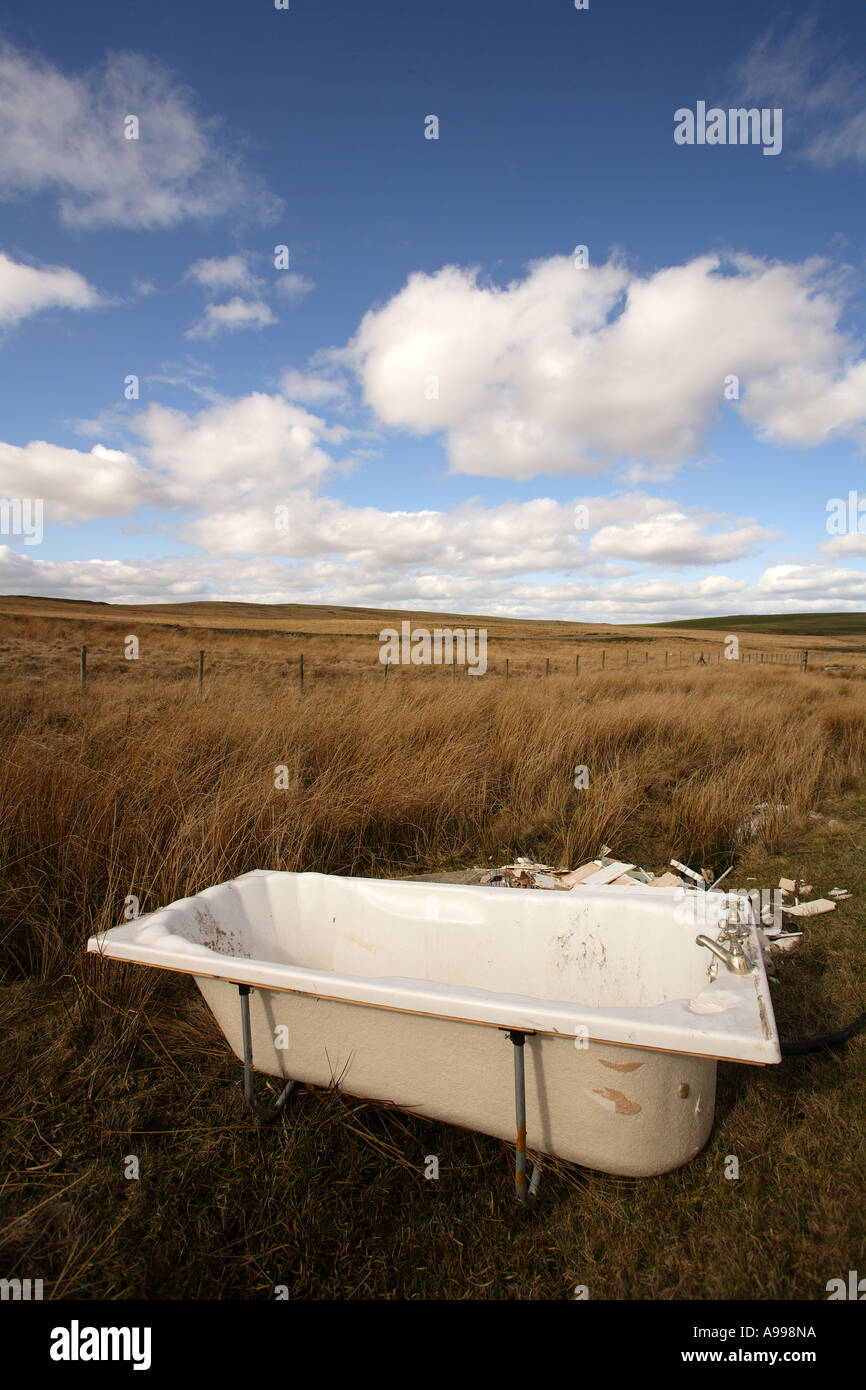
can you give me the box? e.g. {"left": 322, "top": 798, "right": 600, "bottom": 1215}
{"left": 780, "top": 1010, "right": 866, "bottom": 1056}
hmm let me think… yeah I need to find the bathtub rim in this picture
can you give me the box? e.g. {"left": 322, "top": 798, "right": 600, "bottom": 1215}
{"left": 86, "top": 869, "right": 781, "bottom": 1066}
{"left": 86, "top": 938, "right": 779, "bottom": 1067}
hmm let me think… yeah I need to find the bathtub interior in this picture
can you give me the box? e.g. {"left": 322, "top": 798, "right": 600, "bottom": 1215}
{"left": 87, "top": 870, "right": 781, "bottom": 1062}
{"left": 255, "top": 872, "right": 718, "bottom": 1007}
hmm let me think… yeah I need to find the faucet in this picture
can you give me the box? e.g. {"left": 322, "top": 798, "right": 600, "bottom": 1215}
{"left": 695, "top": 933, "right": 755, "bottom": 976}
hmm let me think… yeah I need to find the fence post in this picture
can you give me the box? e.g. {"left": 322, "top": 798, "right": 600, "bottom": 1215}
{"left": 626, "top": 649, "right": 629, "bottom": 666}
{"left": 575, "top": 654, "right": 579, "bottom": 676}
{"left": 802, "top": 649, "right": 809, "bottom": 673}
{"left": 645, "top": 650, "right": 648, "bottom": 664}
{"left": 451, "top": 658, "right": 455, "bottom": 682}
{"left": 665, "top": 651, "right": 668, "bottom": 667}
{"left": 545, "top": 657, "right": 550, "bottom": 677}
{"left": 505, "top": 658, "right": 509, "bottom": 681}
{"left": 299, "top": 653, "right": 304, "bottom": 692}
{"left": 601, "top": 650, "right": 606, "bottom": 670}
{"left": 80, "top": 645, "right": 86, "bottom": 689}
{"left": 198, "top": 649, "right": 204, "bottom": 698}
{"left": 383, "top": 658, "right": 388, "bottom": 684}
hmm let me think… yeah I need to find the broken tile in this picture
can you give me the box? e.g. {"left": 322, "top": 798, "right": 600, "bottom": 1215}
{"left": 582, "top": 861, "right": 638, "bottom": 886}
{"left": 767, "top": 932, "right": 804, "bottom": 954}
{"left": 783, "top": 898, "right": 836, "bottom": 918}
{"left": 558, "top": 862, "right": 604, "bottom": 887}
{"left": 670, "top": 859, "right": 705, "bottom": 886}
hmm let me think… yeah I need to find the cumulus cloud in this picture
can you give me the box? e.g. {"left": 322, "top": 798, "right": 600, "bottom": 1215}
{"left": 127, "top": 394, "right": 340, "bottom": 506}
{"left": 0, "top": 384, "right": 779, "bottom": 590}
{"left": 821, "top": 532, "right": 866, "bottom": 559}
{"left": 275, "top": 272, "right": 316, "bottom": 300}
{"left": 587, "top": 509, "right": 775, "bottom": 566}
{"left": 0, "top": 440, "right": 159, "bottom": 521}
{"left": 280, "top": 367, "right": 352, "bottom": 408}
{"left": 345, "top": 253, "right": 866, "bottom": 478}
{"left": 2, "top": 544, "right": 864, "bottom": 624}
{"left": 182, "top": 256, "right": 313, "bottom": 336}
{"left": 0, "top": 251, "right": 106, "bottom": 330}
{"left": 182, "top": 495, "right": 588, "bottom": 568}
{"left": 186, "top": 297, "right": 276, "bottom": 339}
{"left": 0, "top": 43, "right": 281, "bottom": 228}
{"left": 185, "top": 254, "right": 261, "bottom": 294}
{"left": 753, "top": 563, "right": 866, "bottom": 603}
{"left": 179, "top": 491, "right": 774, "bottom": 581}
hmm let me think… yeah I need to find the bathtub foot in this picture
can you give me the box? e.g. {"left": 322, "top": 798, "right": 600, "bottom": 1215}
{"left": 507, "top": 1030, "right": 541, "bottom": 1210}
{"left": 238, "top": 985, "right": 295, "bottom": 1122}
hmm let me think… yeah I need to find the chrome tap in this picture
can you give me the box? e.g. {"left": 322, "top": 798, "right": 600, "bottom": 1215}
{"left": 695, "top": 933, "right": 754, "bottom": 976}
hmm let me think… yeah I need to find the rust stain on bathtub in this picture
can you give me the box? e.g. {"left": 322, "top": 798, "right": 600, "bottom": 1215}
{"left": 598, "top": 1059, "right": 643, "bottom": 1073}
{"left": 591, "top": 1086, "right": 642, "bottom": 1115}
{"left": 756, "top": 991, "right": 773, "bottom": 1040}
{"left": 344, "top": 932, "right": 376, "bottom": 954}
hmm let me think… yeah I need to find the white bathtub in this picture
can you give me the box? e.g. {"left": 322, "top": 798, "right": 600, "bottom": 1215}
{"left": 87, "top": 871, "right": 780, "bottom": 1179}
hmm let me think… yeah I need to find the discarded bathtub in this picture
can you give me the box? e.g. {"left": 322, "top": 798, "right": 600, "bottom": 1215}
{"left": 87, "top": 872, "right": 780, "bottom": 1195}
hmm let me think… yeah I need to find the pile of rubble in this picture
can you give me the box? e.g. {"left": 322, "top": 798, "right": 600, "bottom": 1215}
{"left": 479, "top": 853, "right": 851, "bottom": 964}
{"left": 481, "top": 850, "right": 709, "bottom": 892}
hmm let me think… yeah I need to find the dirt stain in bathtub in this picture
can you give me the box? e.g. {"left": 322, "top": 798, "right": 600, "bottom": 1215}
{"left": 193, "top": 905, "right": 250, "bottom": 958}
{"left": 554, "top": 929, "right": 606, "bottom": 971}
{"left": 756, "top": 989, "right": 773, "bottom": 1040}
{"left": 598, "top": 1059, "right": 643, "bottom": 1073}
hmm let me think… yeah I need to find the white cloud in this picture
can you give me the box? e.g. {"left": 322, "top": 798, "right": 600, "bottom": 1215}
{"left": 0, "top": 251, "right": 106, "bottom": 330}
{"left": 186, "top": 297, "right": 276, "bottom": 339}
{"left": 736, "top": 18, "right": 866, "bottom": 166}
{"left": 753, "top": 563, "right": 866, "bottom": 602}
{"left": 0, "top": 392, "right": 781, "bottom": 589}
{"left": 146, "top": 358, "right": 223, "bottom": 404}
{"left": 345, "top": 253, "right": 866, "bottom": 478}
{"left": 179, "top": 492, "right": 775, "bottom": 580}
{"left": 2, "top": 545, "right": 863, "bottom": 624}
{"left": 0, "top": 44, "right": 281, "bottom": 228}
{"left": 128, "top": 394, "right": 338, "bottom": 506}
{"left": 588, "top": 510, "right": 775, "bottom": 566}
{"left": 275, "top": 272, "right": 316, "bottom": 300}
{"left": 280, "top": 367, "right": 351, "bottom": 407}
{"left": 186, "top": 254, "right": 261, "bottom": 294}
{"left": 821, "top": 532, "right": 866, "bottom": 559}
{"left": 0, "top": 440, "right": 159, "bottom": 521}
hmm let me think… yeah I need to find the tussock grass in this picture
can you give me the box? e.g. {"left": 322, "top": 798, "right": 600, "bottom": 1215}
{"left": 2, "top": 662, "right": 864, "bottom": 983}
{"left": 1, "top": 628, "right": 865, "bottom": 1299}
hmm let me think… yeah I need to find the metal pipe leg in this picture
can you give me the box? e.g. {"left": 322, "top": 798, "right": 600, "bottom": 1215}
{"left": 238, "top": 985, "right": 295, "bottom": 1122}
{"left": 508, "top": 1030, "right": 541, "bottom": 1209}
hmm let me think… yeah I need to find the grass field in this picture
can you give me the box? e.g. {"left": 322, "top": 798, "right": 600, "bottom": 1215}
{"left": 1, "top": 597, "right": 865, "bottom": 1299}
{"left": 644, "top": 611, "right": 866, "bottom": 638}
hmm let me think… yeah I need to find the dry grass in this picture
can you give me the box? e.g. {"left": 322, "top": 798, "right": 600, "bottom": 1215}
{"left": 3, "top": 653, "right": 865, "bottom": 982}
{"left": 1, "top": 610, "right": 865, "bottom": 1299}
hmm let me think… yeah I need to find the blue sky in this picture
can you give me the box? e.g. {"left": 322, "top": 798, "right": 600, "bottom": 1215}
{"left": 0, "top": 0, "right": 864, "bottom": 620}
